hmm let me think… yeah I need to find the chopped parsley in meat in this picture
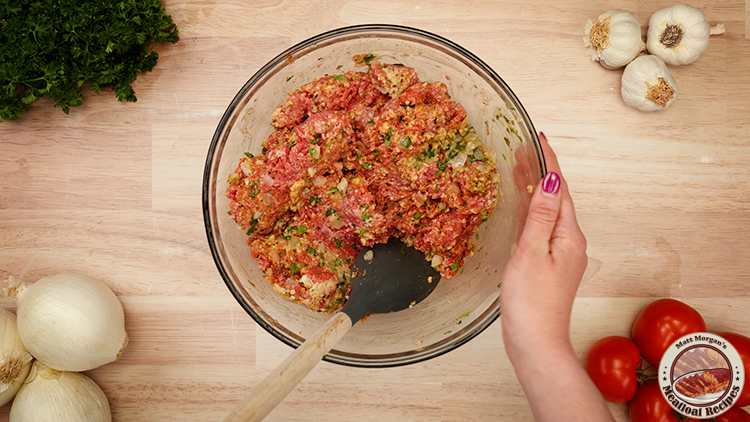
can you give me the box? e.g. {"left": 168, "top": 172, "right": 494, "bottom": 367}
{"left": 226, "top": 59, "right": 500, "bottom": 313}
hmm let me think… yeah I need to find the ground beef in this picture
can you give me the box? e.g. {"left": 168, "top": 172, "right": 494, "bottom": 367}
{"left": 227, "top": 60, "right": 500, "bottom": 313}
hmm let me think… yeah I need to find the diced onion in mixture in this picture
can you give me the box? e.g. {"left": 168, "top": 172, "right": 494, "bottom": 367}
{"left": 240, "top": 161, "right": 253, "bottom": 176}
{"left": 309, "top": 145, "right": 321, "bottom": 160}
{"left": 336, "top": 178, "right": 348, "bottom": 194}
{"left": 431, "top": 255, "right": 444, "bottom": 267}
{"left": 330, "top": 217, "right": 344, "bottom": 229}
{"left": 449, "top": 151, "right": 468, "bottom": 169}
{"left": 472, "top": 148, "right": 484, "bottom": 161}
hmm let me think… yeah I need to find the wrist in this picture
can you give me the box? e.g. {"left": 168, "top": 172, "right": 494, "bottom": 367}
{"left": 502, "top": 322, "right": 574, "bottom": 369}
{"left": 501, "top": 313, "right": 571, "bottom": 356}
{"left": 505, "top": 335, "right": 579, "bottom": 388}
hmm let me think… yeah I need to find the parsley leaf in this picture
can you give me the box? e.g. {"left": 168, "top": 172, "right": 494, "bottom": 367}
{"left": 0, "top": 0, "right": 179, "bottom": 121}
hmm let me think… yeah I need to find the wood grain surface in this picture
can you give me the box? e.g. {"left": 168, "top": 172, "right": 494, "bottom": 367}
{"left": 2, "top": 0, "right": 749, "bottom": 420}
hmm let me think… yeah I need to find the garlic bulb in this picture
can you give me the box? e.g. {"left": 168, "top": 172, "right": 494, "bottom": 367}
{"left": 9, "top": 361, "right": 111, "bottom": 422}
{"left": 621, "top": 55, "right": 679, "bottom": 111}
{"left": 0, "top": 309, "right": 33, "bottom": 406}
{"left": 584, "top": 9, "right": 645, "bottom": 69}
{"left": 647, "top": 4, "right": 726, "bottom": 65}
{"left": 6, "top": 274, "right": 128, "bottom": 372}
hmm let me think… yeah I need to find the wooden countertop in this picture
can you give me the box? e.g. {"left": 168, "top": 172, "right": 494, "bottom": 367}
{"left": 2, "top": 1, "right": 749, "bottom": 420}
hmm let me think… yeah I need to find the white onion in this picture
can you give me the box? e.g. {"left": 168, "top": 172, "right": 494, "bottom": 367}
{"left": 239, "top": 160, "right": 253, "bottom": 176}
{"left": 449, "top": 152, "right": 467, "bottom": 169}
{"left": 284, "top": 278, "right": 298, "bottom": 287}
{"left": 330, "top": 217, "right": 344, "bottom": 229}
{"left": 312, "top": 176, "right": 327, "bottom": 187}
{"left": 0, "top": 308, "right": 33, "bottom": 407}
{"left": 473, "top": 148, "right": 484, "bottom": 161}
{"left": 336, "top": 178, "right": 348, "bottom": 194}
{"left": 431, "top": 255, "right": 444, "bottom": 267}
{"left": 11, "top": 274, "right": 127, "bottom": 372}
{"left": 9, "top": 361, "right": 111, "bottom": 422}
{"left": 309, "top": 145, "right": 320, "bottom": 160}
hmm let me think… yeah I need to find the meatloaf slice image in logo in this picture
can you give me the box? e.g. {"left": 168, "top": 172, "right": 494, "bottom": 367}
{"left": 659, "top": 333, "right": 745, "bottom": 419}
{"left": 673, "top": 347, "right": 731, "bottom": 401}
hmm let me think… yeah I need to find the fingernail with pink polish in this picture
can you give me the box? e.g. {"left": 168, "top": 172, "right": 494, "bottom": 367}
{"left": 542, "top": 172, "right": 560, "bottom": 196}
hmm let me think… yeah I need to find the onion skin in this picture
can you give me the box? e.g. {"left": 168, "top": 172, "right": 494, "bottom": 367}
{"left": 16, "top": 274, "right": 128, "bottom": 372}
{"left": 0, "top": 309, "right": 33, "bottom": 407}
{"left": 9, "top": 361, "right": 111, "bottom": 422}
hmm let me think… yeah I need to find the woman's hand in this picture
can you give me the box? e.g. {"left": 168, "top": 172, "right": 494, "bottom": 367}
{"left": 499, "top": 133, "right": 613, "bottom": 422}
{"left": 500, "top": 132, "right": 588, "bottom": 354}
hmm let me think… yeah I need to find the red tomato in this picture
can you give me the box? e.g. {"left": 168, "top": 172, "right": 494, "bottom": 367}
{"left": 630, "top": 379, "right": 697, "bottom": 422}
{"left": 632, "top": 299, "right": 707, "bottom": 366}
{"left": 585, "top": 335, "right": 641, "bottom": 403}
{"left": 696, "top": 407, "right": 750, "bottom": 422}
{"left": 716, "top": 332, "right": 750, "bottom": 408}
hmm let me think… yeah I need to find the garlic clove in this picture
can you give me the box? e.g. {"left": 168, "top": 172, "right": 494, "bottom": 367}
{"left": 621, "top": 55, "right": 679, "bottom": 111}
{"left": 584, "top": 9, "right": 645, "bottom": 69}
{"left": 646, "top": 4, "right": 724, "bottom": 65}
{"left": 14, "top": 274, "right": 128, "bottom": 372}
{"left": 9, "top": 361, "right": 111, "bottom": 422}
{"left": 0, "top": 309, "right": 34, "bottom": 407}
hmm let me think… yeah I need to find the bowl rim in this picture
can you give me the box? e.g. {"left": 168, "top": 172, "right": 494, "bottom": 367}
{"left": 203, "top": 23, "right": 546, "bottom": 367}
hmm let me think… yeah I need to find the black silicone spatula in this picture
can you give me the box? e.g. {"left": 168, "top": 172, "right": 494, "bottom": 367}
{"left": 223, "top": 237, "right": 441, "bottom": 422}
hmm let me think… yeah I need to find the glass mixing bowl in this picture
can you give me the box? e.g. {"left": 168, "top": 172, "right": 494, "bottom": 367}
{"left": 203, "top": 24, "right": 545, "bottom": 367}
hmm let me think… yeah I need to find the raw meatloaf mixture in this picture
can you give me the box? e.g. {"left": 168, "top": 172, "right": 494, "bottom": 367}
{"left": 227, "top": 59, "right": 500, "bottom": 313}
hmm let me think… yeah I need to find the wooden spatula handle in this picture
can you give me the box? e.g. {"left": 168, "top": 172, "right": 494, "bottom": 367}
{"left": 222, "top": 312, "right": 353, "bottom": 422}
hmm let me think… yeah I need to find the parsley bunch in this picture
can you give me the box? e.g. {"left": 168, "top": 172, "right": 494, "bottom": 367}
{"left": 0, "top": 0, "right": 179, "bottom": 121}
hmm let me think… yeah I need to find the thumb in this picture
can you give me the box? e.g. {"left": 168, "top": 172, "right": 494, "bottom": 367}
{"left": 519, "top": 172, "right": 562, "bottom": 252}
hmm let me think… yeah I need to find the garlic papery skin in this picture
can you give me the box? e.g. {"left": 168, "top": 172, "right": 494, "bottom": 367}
{"left": 11, "top": 274, "right": 128, "bottom": 372}
{"left": 0, "top": 309, "right": 33, "bottom": 406}
{"left": 621, "top": 55, "right": 679, "bottom": 111}
{"left": 647, "top": 4, "right": 725, "bottom": 65}
{"left": 584, "top": 9, "right": 645, "bottom": 69}
{"left": 9, "top": 361, "right": 111, "bottom": 422}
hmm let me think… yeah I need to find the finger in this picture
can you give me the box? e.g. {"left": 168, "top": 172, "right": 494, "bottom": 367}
{"left": 538, "top": 132, "right": 572, "bottom": 196}
{"left": 541, "top": 134, "right": 587, "bottom": 259}
{"left": 538, "top": 132, "right": 561, "bottom": 176}
{"left": 539, "top": 132, "right": 578, "bottom": 228}
{"left": 518, "top": 171, "right": 563, "bottom": 254}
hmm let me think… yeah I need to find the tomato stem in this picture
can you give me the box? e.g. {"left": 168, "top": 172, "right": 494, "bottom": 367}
{"left": 672, "top": 410, "right": 693, "bottom": 421}
{"left": 636, "top": 364, "right": 658, "bottom": 384}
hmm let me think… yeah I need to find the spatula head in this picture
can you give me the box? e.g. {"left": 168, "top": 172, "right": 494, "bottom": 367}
{"left": 342, "top": 237, "right": 441, "bottom": 323}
